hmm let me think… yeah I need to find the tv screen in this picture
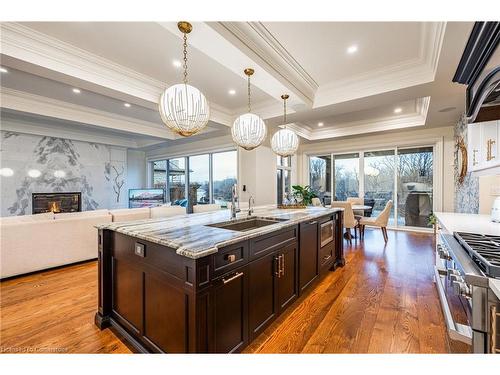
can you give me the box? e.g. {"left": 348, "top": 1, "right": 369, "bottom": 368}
{"left": 128, "top": 189, "right": 165, "bottom": 208}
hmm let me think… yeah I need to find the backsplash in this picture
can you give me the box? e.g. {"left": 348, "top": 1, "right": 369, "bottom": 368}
{"left": 0, "top": 131, "right": 128, "bottom": 216}
{"left": 454, "top": 115, "right": 479, "bottom": 213}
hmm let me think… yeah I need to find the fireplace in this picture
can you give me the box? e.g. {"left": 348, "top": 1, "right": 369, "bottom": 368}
{"left": 32, "top": 192, "right": 82, "bottom": 214}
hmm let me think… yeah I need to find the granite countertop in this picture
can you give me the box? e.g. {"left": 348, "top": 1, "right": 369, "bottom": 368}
{"left": 434, "top": 212, "right": 500, "bottom": 236}
{"left": 97, "top": 207, "right": 341, "bottom": 259}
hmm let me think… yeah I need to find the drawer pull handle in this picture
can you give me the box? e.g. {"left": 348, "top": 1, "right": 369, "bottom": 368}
{"left": 222, "top": 272, "right": 244, "bottom": 284}
{"left": 323, "top": 255, "right": 331, "bottom": 261}
{"left": 487, "top": 139, "right": 496, "bottom": 161}
{"left": 225, "top": 254, "right": 236, "bottom": 263}
{"left": 309, "top": 221, "right": 318, "bottom": 225}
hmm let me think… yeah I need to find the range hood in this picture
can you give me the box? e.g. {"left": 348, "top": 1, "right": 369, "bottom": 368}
{"left": 453, "top": 22, "right": 500, "bottom": 123}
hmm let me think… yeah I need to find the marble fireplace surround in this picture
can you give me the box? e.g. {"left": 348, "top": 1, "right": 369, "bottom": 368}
{"left": 1, "top": 131, "right": 130, "bottom": 217}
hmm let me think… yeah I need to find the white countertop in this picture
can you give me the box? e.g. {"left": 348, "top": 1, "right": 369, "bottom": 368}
{"left": 434, "top": 212, "right": 500, "bottom": 236}
{"left": 490, "top": 279, "right": 500, "bottom": 300}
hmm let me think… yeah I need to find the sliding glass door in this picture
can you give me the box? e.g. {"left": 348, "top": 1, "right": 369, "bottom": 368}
{"left": 333, "top": 153, "right": 359, "bottom": 201}
{"left": 397, "top": 147, "right": 433, "bottom": 228}
{"left": 188, "top": 154, "right": 210, "bottom": 209}
{"left": 212, "top": 151, "right": 237, "bottom": 208}
{"left": 309, "top": 145, "right": 434, "bottom": 229}
{"left": 364, "top": 150, "right": 395, "bottom": 225}
{"left": 168, "top": 158, "right": 186, "bottom": 206}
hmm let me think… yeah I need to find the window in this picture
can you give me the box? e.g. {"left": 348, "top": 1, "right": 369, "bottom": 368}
{"left": 168, "top": 157, "right": 186, "bottom": 206}
{"left": 397, "top": 147, "right": 433, "bottom": 228}
{"left": 212, "top": 151, "right": 237, "bottom": 208}
{"left": 277, "top": 156, "right": 292, "bottom": 204}
{"left": 152, "top": 160, "right": 167, "bottom": 189}
{"left": 151, "top": 150, "right": 237, "bottom": 212}
{"left": 309, "top": 155, "right": 331, "bottom": 205}
{"left": 188, "top": 154, "right": 210, "bottom": 209}
{"left": 334, "top": 153, "right": 359, "bottom": 201}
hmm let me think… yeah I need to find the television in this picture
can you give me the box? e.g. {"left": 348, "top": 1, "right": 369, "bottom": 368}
{"left": 128, "top": 189, "right": 165, "bottom": 208}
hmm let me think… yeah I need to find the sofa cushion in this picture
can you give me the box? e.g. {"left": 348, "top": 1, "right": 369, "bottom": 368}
{"left": 110, "top": 207, "right": 151, "bottom": 222}
{"left": 0, "top": 212, "right": 55, "bottom": 224}
{"left": 150, "top": 205, "right": 186, "bottom": 218}
{"left": 54, "top": 209, "right": 110, "bottom": 220}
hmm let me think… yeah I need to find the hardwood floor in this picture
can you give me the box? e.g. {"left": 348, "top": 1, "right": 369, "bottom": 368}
{"left": 0, "top": 229, "right": 449, "bottom": 354}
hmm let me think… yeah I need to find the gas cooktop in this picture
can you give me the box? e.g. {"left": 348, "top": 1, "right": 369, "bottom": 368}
{"left": 454, "top": 232, "right": 500, "bottom": 278}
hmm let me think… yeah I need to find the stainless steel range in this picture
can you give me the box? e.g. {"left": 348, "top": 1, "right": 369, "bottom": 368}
{"left": 435, "top": 231, "right": 500, "bottom": 353}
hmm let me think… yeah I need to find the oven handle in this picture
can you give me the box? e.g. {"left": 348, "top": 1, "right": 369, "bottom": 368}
{"left": 433, "top": 266, "right": 473, "bottom": 345}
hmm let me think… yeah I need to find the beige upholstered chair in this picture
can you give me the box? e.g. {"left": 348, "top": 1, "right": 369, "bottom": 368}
{"left": 346, "top": 196, "right": 364, "bottom": 217}
{"left": 331, "top": 201, "right": 358, "bottom": 245}
{"left": 311, "top": 197, "right": 322, "bottom": 207}
{"left": 193, "top": 204, "right": 221, "bottom": 214}
{"left": 359, "top": 200, "right": 393, "bottom": 243}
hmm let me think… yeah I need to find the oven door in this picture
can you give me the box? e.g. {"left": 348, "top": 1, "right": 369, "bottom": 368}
{"left": 434, "top": 266, "right": 473, "bottom": 352}
{"left": 320, "top": 220, "right": 334, "bottom": 248}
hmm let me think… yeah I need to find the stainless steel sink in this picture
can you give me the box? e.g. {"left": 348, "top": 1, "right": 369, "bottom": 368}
{"left": 206, "top": 216, "right": 289, "bottom": 232}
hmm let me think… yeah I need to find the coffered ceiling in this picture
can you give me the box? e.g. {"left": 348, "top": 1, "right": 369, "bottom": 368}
{"left": 0, "top": 21, "right": 474, "bottom": 148}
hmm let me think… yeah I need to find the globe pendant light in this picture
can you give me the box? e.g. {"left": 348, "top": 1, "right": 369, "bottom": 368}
{"left": 271, "top": 94, "right": 299, "bottom": 156}
{"left": 159, "top": 22, "right": 210, "bottom": 137}
{"left": 231, "top": 68, "right": 267, "bottom": 151}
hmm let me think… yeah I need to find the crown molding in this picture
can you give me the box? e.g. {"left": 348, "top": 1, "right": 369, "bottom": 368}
{"left": 314, "top": 23, "right": 446, "bottom": 108}
{"left": 0, "top": 87, "right": 177, "bottom": 140}
{"left": 288, "top": 96, "right": 430, "bottom": 140}
{"left": 0, "top": 23, "right": 235, "bottom": 127}
{"left": 208, "top": 22, "right": 315, "bottom": 107}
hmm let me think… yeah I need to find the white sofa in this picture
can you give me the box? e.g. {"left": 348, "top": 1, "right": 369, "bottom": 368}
{"left": 0, "top": 209, "right": 111, "bottom": 279}
{"left": 109, "top": 207, "right": 151, "bottom": 222}
{"left": 150, "top": 205, "right": 186, "bottom": 218}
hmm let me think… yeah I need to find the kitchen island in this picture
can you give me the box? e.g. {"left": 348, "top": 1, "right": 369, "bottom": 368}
{"left": 95, "top": 207, "right": 344, "bottom": 353}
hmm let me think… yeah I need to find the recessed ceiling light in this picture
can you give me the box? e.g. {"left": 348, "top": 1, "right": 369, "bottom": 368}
{"left": 0, "top": 167, "right": 14, "bottom": 177}
{"left": 394, "top": 107, "right": 402, "bottom": 114}
{"left": 0, "top": 67, "right": 8, "bottom": 73}
{"left": 347, "top": 45, "right": 358, "bottom": 54}
{"left": 172, "top": 59, "right": 182, "bottom": 68}
{"left": 124, "top": 103, "right": 131, "bottom": 108}
{"left": 72, "top": 88, "right": 81, "bottom": 94}
{"left": 318, "top": 122, "right": 324, "bottom": 127}
{"left": 228, "top": 89, "right": 236, "bottom": 95}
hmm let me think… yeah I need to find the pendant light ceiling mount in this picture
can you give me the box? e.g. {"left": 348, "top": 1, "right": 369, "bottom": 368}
{"left": 271, "top": 93, "right": 299, "bottom": 157}
{"left": 158, "top": 21, "right": 210, "bottom": 137}
{"left": 231, "top": 67, "right": 267, "bottom": 151}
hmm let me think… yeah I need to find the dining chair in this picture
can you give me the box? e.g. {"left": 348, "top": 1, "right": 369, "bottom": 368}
{"left": 331, "top": 201, "right": 358, "bottom": 245}
{"left": 192, "top": 204, "right": 221, "bottom": 214}
{"left": 346, "top": 197, "right": 364, "bottom": 217}
{"left": 359, "top": 200, "right": 393, "bottom": 243}
{"left": 311, "top": 197, "right": 322, "bottom": 207}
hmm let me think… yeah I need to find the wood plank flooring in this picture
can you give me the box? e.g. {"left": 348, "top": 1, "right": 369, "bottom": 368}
{"left": 0, "top": 229, "right": 449, "bottom": 354}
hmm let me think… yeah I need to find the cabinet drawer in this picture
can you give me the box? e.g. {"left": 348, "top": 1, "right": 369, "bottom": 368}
{"left": 249, "top": 226, "right": 297, "bottom": 260}
{"left": 213, "top": 241, "right": 248, "bottom": 277}
{"left": 319, "top": 242, "right": 334, "bottom": 268}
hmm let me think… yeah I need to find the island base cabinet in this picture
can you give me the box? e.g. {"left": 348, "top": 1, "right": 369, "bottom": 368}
{"left": 248, "top": 252, "right": 279, "bottom": 341}
{"left": 210, "top": 266, "right": 248, "bottom": 353}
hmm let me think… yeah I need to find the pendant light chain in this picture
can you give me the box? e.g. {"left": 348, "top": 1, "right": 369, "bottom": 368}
{"left": 283, "top": 96, "right": 287, "bottom": 127}
{"left": 247, "top": 74, "right": 251, "bottom": 113}
{"left": 182, "top": 32, "right": 188, "bottom": 84}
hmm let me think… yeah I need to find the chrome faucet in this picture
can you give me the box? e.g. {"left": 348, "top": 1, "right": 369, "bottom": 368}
{"left": 230, "top": 184, "right": 240, "bottom": 219}
{"left": 248, "top": 196, "right": 255, "bottom": 216}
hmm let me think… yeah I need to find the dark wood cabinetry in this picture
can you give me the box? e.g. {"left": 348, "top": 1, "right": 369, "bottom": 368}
{"left": 299, "top": 220, "right": 319, "bottom": 293}
{"left": 211, "top": 266, "right": 248, "bottom": 353}
{"left": 96, "top": 212, "right": 344, "bottom": 353}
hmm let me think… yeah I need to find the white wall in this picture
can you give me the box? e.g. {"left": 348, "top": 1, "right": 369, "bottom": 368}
{"left": 298, "top": 126, "right": 455, "bottom": 212}
{"left": 127, "top": 149, "right": 146, "bottom": 190}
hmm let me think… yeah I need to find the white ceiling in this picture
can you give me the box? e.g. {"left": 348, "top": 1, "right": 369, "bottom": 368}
{"left": 0, "top": 21, "right": 474, "bottom": 147}
{"left": 263, "top": 22, "right": 422, "bottom": 85}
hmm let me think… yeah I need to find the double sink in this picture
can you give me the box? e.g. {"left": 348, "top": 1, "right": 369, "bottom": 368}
{"left": 206, "top": 216, "right": 289, "bottom": 232}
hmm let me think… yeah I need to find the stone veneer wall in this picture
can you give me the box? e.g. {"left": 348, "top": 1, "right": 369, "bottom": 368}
{"left": 0, "top": 131, "right": 129, "bottom": 216}
{"left": 454, "top": 115, "right": 479, "bottom": 213}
